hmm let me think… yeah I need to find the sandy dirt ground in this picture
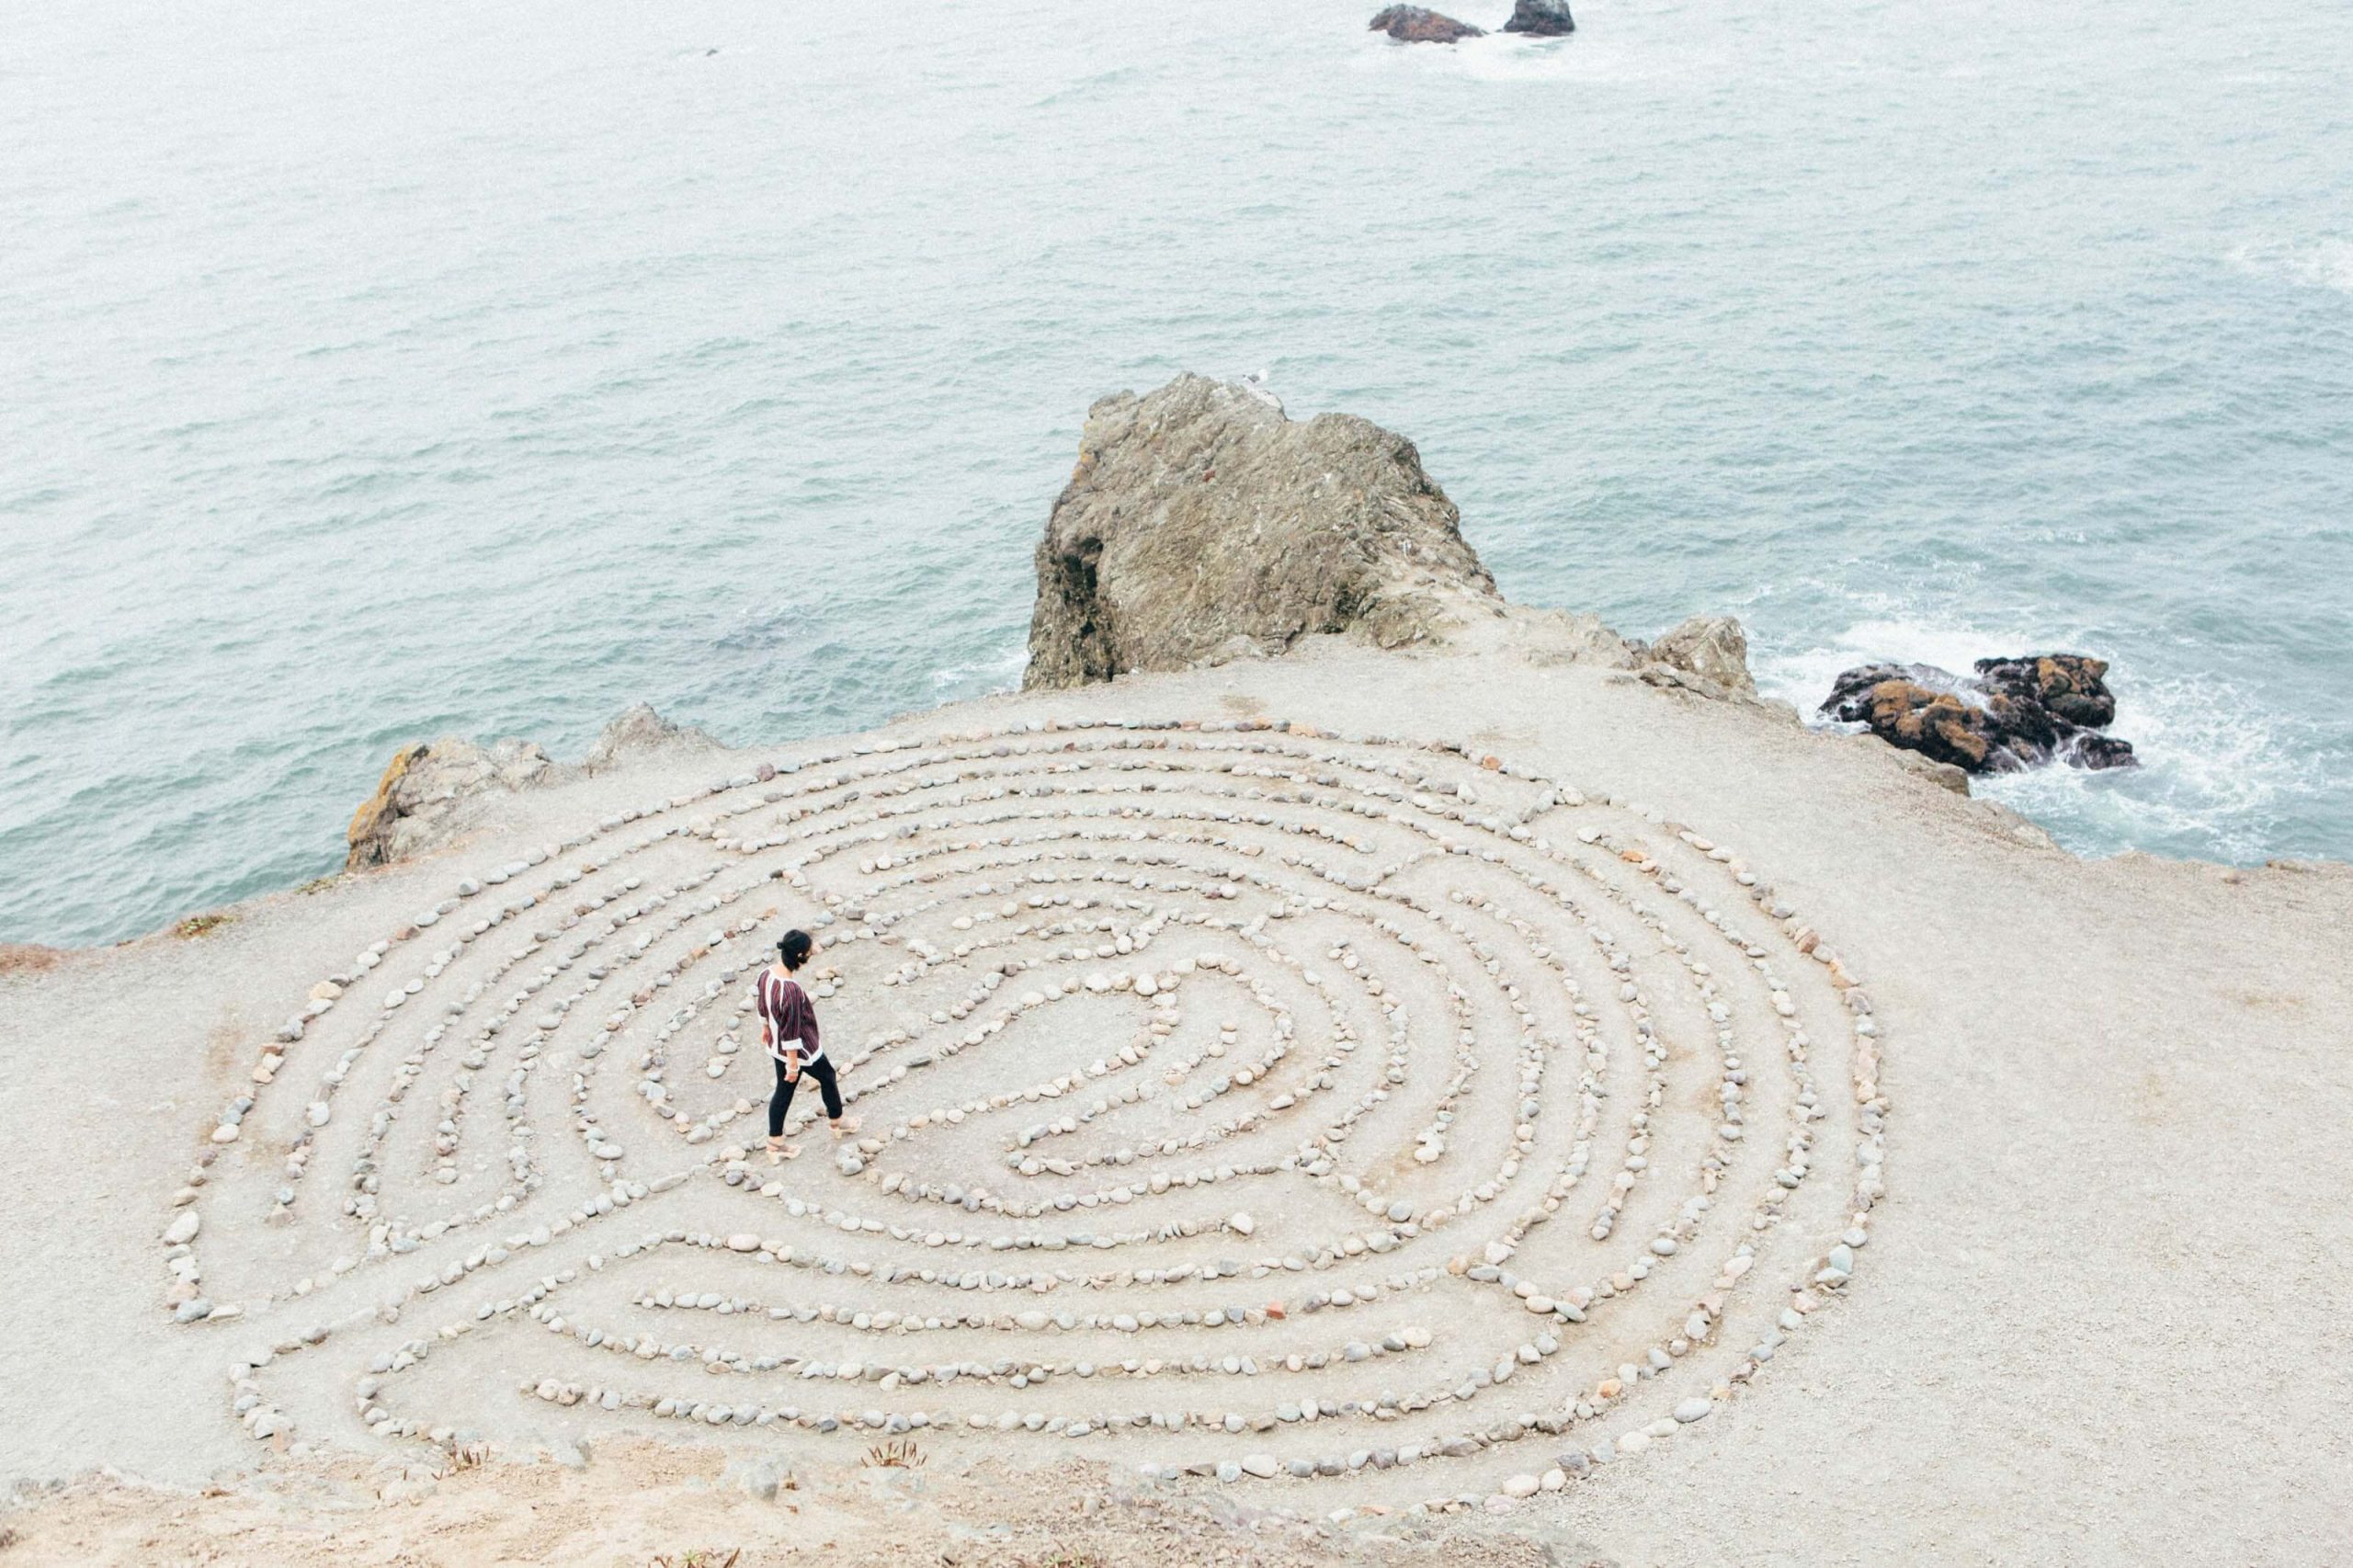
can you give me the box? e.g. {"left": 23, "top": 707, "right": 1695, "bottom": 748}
{"left": 3, "top": 616, "right": 2347, "bottom": 1566}
{"left": 5, "top": 1440, "right": 1597, "bottom": 1567}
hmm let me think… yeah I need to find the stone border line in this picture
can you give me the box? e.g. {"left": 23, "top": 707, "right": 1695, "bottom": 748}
{"left": 166, "top": 718, "right": 1887, "bottom": 1515}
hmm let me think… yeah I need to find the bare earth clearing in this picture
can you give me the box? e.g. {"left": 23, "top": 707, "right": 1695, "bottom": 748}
{"left": 3, "top": 617, "right": 2347, "bottom": 1566}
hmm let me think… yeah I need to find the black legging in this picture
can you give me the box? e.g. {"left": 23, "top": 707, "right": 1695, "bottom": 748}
{"left": 769, "top": 1052, "right": 843, "bottom": 1136}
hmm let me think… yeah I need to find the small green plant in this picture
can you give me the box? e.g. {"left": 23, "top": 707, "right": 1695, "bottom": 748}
{"left": 174, "top": 911, "right": 234, "bottom": 938}
{"left": 651, "top": 1551, "right": 740, "bottom": 1568}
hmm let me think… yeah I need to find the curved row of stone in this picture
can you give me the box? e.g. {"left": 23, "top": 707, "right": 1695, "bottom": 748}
{"left": 171, "top": 718, "right": 1886, "bottom": 1509}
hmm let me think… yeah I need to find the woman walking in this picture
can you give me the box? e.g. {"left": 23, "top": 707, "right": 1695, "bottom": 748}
{"left": 754, "top": 928, "right": 857, "bottom": 1163}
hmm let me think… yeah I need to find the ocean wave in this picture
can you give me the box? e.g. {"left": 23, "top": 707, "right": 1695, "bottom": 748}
{"left": 1351, "top": 28, "right": 1654, "bottom": 86}
{"left": 927, "top": 642, "right": 1028, "bottom": 694}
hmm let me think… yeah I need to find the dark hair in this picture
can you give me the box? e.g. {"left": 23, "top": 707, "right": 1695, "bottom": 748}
{"left": 778, "top": 929, "right": 813, "bottom": 971}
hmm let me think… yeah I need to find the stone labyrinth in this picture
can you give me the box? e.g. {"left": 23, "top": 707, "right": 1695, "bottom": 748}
{"left": 168, "top": 717, "right": 1890, "bottom": 1505}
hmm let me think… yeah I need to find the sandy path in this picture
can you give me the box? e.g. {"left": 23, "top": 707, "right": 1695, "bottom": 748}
{"left": 4, "top": 621, "right": 2347, "bottom": 1566}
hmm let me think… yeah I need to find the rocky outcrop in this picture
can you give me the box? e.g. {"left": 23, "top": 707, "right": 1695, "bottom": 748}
{"left": 1822, "top": 654, "right": 2136, "bottom": 774}
{"left": 1024, "top": 374, "right": 1503, "bottom": 690}
{"left": 1503, "top": 0, "right": 1576, "bottom": 35}
{"left": 346, "top": 737, "right": 553, "bottom": 869}
{"left": 582, "top": 703, "right": 718, "bottom": 776}
{"left": 1370, "top": 6, "right": 1484, "bottom": 42}
{"left": 346, "top": 703, "right": 717, "bottom": 869}
{"left": 1634, "top": 615, "right": 1756, "bottom": 697}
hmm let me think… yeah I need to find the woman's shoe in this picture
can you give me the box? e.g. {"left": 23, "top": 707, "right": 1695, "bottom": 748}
{"left": 831, "top": 1116, "right": 861, "bottom": 1137}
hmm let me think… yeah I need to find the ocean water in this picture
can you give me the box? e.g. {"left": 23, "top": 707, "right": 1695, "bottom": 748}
{"left": 3, "top": 0, "right": 2348, "bottom": 947}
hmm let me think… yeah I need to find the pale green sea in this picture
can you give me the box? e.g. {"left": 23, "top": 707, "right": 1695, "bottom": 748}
{"left": 4, "top": 0, "right": 2348, "bottom": 945}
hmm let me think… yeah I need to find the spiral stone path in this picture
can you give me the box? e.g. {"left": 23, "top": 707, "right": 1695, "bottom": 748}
{"left": 164, "top": 717, "right": 1888, "bottom": 1507}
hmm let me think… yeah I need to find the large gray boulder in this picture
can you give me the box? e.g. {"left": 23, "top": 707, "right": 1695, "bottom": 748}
{"left": 1023, "top": 375, "right": 1503, "bottom": 689}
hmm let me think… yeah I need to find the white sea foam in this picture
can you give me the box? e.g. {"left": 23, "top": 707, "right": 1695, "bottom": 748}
{"left": 2226, "top": 238, "right": 2353, "bottom": 295}
{"left": 927, "top": 642, "right": 1029, "bottom": 694}
{"left": 1751, "top": 616, "right": 2032, "bottom": 719}
{"left": 1756, "top": 616, "right": 2328, "bottom": 866}
{"left": 3, "top": 0, "right": 2347, "bottom": 943}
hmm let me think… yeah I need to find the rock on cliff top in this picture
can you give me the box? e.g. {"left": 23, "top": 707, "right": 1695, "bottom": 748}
{"left": 1023, "top": 374, "right": 1503, "bottom": 690}
{"left": 582, "top": 702, "right": 719, "bottom": 775}
{"left": 346, "top": 704, "right": 715, "bottom": 869}
{"left": 1634, "top": 614, "right": 1756, "bottom": 697}
{"left": 345, "top": 737, "right": 552, "bottom": 869}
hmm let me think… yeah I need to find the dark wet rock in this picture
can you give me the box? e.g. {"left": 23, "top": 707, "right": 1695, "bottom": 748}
{"left": 1023, "top": 373, "right": 1502, "bottom": 690}
{"left": 1503, "top": 0, "right": 1576, "bottom": 35}
{"left": 1370, "top": 6, "right": 1484, "bottom": 43}
{"left": 1821, "top": 654, "right": 2135, "bottom": 774}
{"left": 1973, "top": 653, "right": 2119, "bottom": 729}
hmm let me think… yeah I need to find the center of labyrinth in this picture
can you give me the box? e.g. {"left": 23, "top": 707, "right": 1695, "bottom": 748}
{"left": 172, "top": 718, "right": 1889, "bottom": 1498}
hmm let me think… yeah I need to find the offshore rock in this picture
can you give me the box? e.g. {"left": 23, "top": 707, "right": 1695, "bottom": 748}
{"left": 1973, "top": 653, "right": 2119, "bottom": 729}
{"left": 1024, "top": 374, "right": 1503, "bottom": 689}
{"left": 1822, "top": 654, "right": 2135, "bottom": 774}
{"left": 1370, "top": 6, "right": 1485, "bottom": 43}
{"left": 1503, "top": 0, "right": 1577, "bottom": 36}
{"left": 346, "top": 738, "right": 553, "bottom": 869}
{"left": 1635, "top": 615, "right": 1755, "bottom": 696}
